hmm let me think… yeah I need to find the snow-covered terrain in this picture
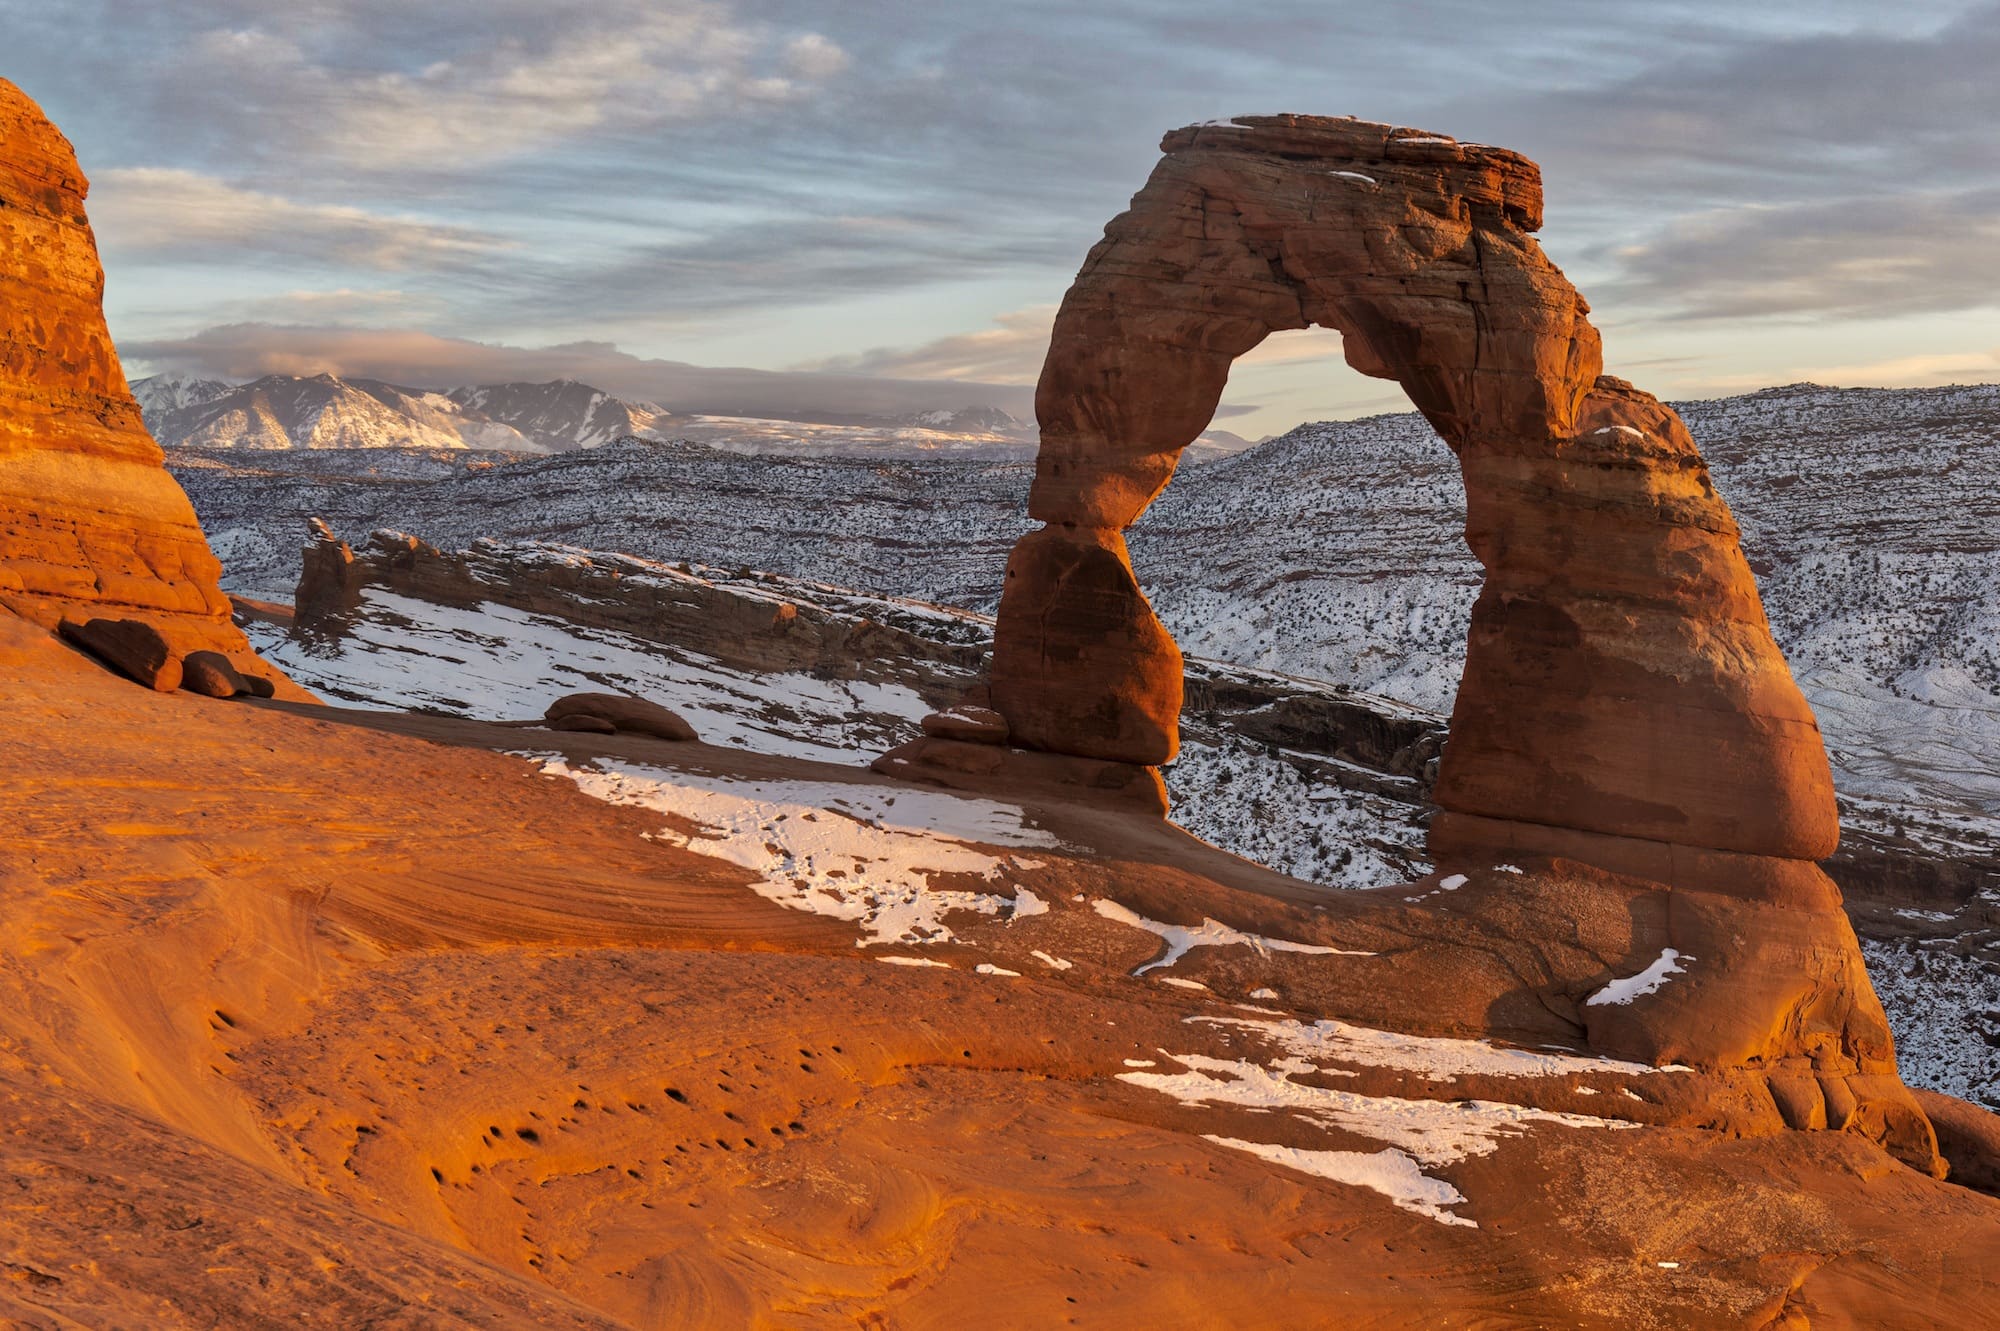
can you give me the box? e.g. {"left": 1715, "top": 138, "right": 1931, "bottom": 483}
{"left": 446, "top": 380, "right": 671, "bottom": 451}
{"left": 173, "top": 382, "right": 2000, "bottom": 832}
{"left": 537, "top": 756, "right": 1057, "bottom": 947}
{"left": 176, "top": 380, "right": 2000, "bottom": 1105}
{"left": 249, "top": 589, "right": 939, "bottom": 763}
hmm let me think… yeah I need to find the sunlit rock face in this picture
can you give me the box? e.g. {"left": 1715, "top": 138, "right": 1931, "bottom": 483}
{"left": 0, "top": 78, "right": 247, "bottom": 656}
{"left": 991, "top": 114, "right": 1837, "bottom": 873}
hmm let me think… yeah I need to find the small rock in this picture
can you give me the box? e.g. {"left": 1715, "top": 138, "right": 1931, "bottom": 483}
{"left": 238, "top": 672, "right": 277, "bottom": 699}
{"left": 544, "top": 692, "right": 699, "bottom": 743}
{"left": 57, "top": 617, "right": 181, "bottom": 691}
{"left": 921, "top": 706, "right": 1010, "bottom": 745}
{"left": 180, "top": 650, "right": 248, "bottom": 698}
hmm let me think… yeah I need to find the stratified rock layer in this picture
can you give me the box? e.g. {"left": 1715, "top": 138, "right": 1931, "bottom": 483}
{"left": 0, "top": 79, "right": 246, "bottom": 656}
{"left": 991, "top": 114, "right": 1838, "bottom": 872}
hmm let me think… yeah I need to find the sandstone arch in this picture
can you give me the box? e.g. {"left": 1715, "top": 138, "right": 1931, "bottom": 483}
{"left": 989, "top": 114, "right": 1839, "bottom": 892}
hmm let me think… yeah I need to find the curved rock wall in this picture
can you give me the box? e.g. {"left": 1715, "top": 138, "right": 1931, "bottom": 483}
{"left": 0, "top": 78, "right": 247, "bottom": 656}
{"left": 991, "top": 114, "right": 1838, "bottom": 885}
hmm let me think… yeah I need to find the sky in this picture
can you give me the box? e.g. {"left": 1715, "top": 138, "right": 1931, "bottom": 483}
{"left": 7, "top": 0, "right": 2000, "bottom": 437}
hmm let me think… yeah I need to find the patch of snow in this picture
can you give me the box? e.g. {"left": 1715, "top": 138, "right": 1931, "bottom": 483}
{"left": 1438, "top": 874, "right": 1467, "bottom": 890}
{"left": 1010, "top": 888, "right": 1050, "bottom": 918}
{"left": 1327, "top": 170, "right": 1377, "bottom": 184}
{"left": 1030, "top": 950, "right": 1074, "bottom": 971}
{"left": 1585, "top": 949, "right": 1692, "bottom": 1007}
{"left": 1249, "top": 987, "right": 1279, "bottom": 1000}
{"left": 1123, "top": 1051, "right": 1637, "bottom": 1227}
{"left": 975, "top": 964, "right": 1021, "bottom": 977}
{"left": 1157, "top": 977, "right": 1211, "bottom": 991}
{"left": 1205, "top": 1137, "right": 1477, "bottom": 1228}
{"left": 1493, "top": 864, "right": 1524, "bottom": 875}
{"left": 1195, "top": 1015, "right": 1667, "bottom": 1081}
{"left": 1124, "top": 1059, "right": 1158, "bottom": 1068}
{"left": 879, "top": 956, "right": 951, "bottom": 968}
{"left": 249, "top": 591, "right": 937, "bottom": 765}
{"left": 1092, "top": 899, "right": 1373, "bottom": 974}
{"left": 540, "top": 757, "right": 1059, "bottom": 946}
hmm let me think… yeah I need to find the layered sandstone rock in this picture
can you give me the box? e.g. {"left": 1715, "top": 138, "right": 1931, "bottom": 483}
{"left": 0, "top": 79, "right": 248, "bottom": 658}
{"left": 990, "top": 114, "right": 1836, "bottom": 874}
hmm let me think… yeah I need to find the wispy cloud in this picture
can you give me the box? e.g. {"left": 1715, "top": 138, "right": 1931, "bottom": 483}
{"left": 92, "top": 168, "right": 508, "bottom": 269}
{"left": 1700, "top": 347, "right": 2000, "bottom": 391}
{"left": 794, "top": 306, "right": 1057, "bottom": 384}
{"left": 125, "top": 323, "right": 1037, "bottom": 420}
{"left": 148, "top": 3, "right": 851, "bottom": 171}
{"left": 1595, "top": 187, "right": 2000, "bottom": 321}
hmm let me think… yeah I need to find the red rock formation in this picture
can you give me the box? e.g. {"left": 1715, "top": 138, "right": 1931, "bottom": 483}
{"left": 990, "top": 114, "right": 1838, "bottom": 883}
{"left": 0, "top": 79, "right": 250, "bottom": 659}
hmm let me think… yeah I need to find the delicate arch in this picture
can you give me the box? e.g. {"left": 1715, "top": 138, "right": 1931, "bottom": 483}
{"left": 990, "top": 115, "right": 1838, "bottom": 879}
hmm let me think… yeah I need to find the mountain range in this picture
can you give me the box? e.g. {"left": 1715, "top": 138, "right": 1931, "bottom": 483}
{"left": 133, "top": 373, "right": 1268, "bottom": 460}
{"left": 133, "top": 372, "right": 1062, "bottom": 458}
{"left": 133, "top": 374, "right": 672, "bottom": 455}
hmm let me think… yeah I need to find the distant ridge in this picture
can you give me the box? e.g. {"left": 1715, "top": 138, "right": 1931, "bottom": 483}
{"left": 133, "top": 373, "right": 668, "bottom": 455}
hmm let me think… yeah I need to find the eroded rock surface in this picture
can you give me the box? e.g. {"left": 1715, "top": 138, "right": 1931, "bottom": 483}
{"left": 0, "top": 80, "right": 249, "bottom": 658}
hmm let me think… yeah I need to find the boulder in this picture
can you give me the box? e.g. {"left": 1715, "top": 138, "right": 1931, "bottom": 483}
{"left": 551, "top": 713, "right": 617, "bottom": 735}
{"left": 180, "top": 650, "right": 247, "bottom": 698}
{"left": 238, "top": 671, "right": 277, "bottom": 699}
{"left": 1915, "top": 1089, "right": 2000, "bottom": 1196}
{"left": 544, "top": 692, "right": 698, "bottom": 743}
{"left": 920, "top": 705, "right": 1010, "bottom": 745}
{"left": 58, "top": 616, "right": 180, "bottom": 691}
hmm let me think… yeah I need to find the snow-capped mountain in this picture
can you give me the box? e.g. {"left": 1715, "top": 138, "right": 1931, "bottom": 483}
{"left": 131, "top": 373, "right": 236, "bottom": 417}
{"left": 898, "top": 405, "right": 1028, "bottom": 434}
{"left": 445, "top": 379, "right": 669, "bottom": 451}
{"left": 135, "top": 376, "right": 1257, "bottom": 461}
{"left": 132, "top": 373, "right": 678, "bottom": 455}
{"left": 135, "top": 373, "right": 536, "bottom": 453}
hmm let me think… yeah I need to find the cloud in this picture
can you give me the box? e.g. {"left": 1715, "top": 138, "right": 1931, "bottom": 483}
{"left": 793, "top": 312, "right": 1347, "bottom": 387}
{"left": 13, "top": 0, "right": 2000, "bottom": 421}
{"left": 234, "top": 289, "right": 437, "bottom": 322}
{"left": 1699, "top": 348, "right": 2000, "bottom": 392}
{"left": 91, "top": 168, "right": 508, "bottom": 269}
{"left": 124, "top": 323, "right": 1037, "bottom": 420}
{"left": 147, "top": 4, "right": 852, "bottom": 170}
{"left": 1597, "top": 187, "right": 2000, "bottom": 321}
{"left": 794, "top": 306, "right": 1056, "bottom": 383}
